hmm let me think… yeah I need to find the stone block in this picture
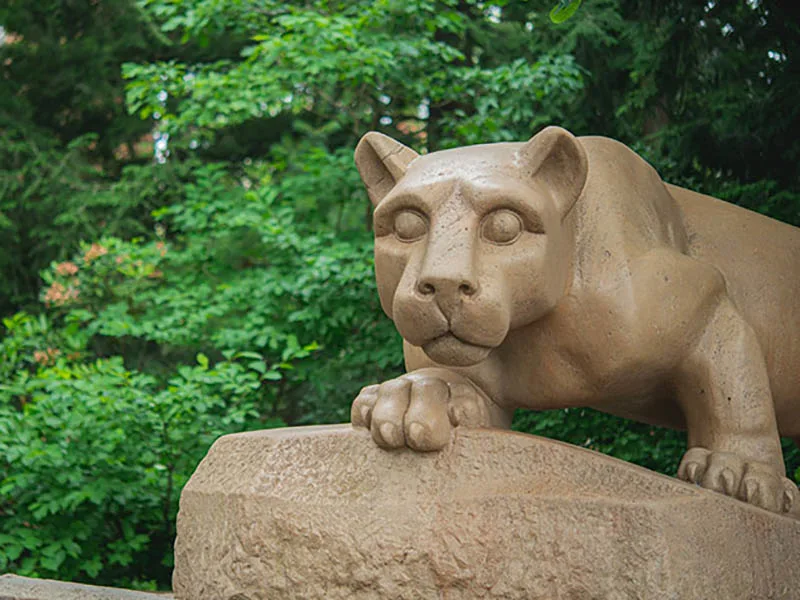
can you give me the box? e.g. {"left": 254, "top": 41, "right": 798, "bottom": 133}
{"left": 173, "top": 425, "right": 800, "bottom": 599}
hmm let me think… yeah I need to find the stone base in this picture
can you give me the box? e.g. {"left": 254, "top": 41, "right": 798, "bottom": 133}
{"left": 0, "top": 575, "right": 171, "bottom": 599}
{"left": 172, "top": 425, "right": 800, "bottom": 599}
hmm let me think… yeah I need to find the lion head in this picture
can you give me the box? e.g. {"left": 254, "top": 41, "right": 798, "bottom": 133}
{"left": 354, "top": 126, "right": 588, "bottom": 367}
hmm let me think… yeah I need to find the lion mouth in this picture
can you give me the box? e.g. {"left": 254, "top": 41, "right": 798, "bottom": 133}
{"left": 421, "top": 331, "right": 494, "bottom": 367}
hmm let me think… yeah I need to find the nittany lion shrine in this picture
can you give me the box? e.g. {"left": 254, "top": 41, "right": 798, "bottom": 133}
{"left": 172, "top": 127, "right": 800, "bottom": 600}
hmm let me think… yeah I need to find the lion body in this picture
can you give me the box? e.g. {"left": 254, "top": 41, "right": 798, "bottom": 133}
{"left": 354, "top": 127, "right": 800, "bottom": 514}
{"left": 671, "top": 182, "right": 800, "bottom": 435}
{"left": 401, "top": 135, "right": 800, "bottom": 437}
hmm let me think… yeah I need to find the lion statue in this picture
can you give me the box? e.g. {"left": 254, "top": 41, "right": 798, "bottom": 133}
{"left": 350, "top": 126, "right": 800, "bottom": 516}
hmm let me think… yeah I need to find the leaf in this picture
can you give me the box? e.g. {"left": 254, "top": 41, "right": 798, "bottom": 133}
{"left": 3, "top": 544, "right": 23, "bottom": 561}
{"left": 248, "top": 360, "right": 266, "bottom": 374}
{"left": 549, "top": 0, "right": 582, "bottom": 24}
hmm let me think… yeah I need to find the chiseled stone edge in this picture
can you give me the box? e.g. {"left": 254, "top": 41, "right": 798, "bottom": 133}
{"left": 0, "top": 575, "right": 172, "bottom": 600}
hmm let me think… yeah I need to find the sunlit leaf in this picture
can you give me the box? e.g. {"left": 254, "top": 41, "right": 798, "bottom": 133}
{"left": 549, "top": 0, "right": 582, "bottom": 23}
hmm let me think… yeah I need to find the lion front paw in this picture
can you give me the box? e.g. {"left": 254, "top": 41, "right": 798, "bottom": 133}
{"left": 351, "top": 371, "right": 493, "bottom": 451}
{"left": 678, "top": 447, "right": 799, "bottom": 516}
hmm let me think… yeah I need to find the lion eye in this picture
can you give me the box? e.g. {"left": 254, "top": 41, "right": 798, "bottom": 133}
{"left": 481, "top": 209, "right": 523, "bottom": 244}
{"left": 393, "top": 210, "right": 427, "bottom": 242}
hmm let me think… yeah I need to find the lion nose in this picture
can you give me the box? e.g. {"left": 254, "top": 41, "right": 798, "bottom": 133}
{"left": 416, "top": 277, "right": 478, "bottom": 298}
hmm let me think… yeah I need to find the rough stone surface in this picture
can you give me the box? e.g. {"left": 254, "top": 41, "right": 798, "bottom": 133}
{"left": 0, "top": 575, "right": 172, "bottom": 600}
{"left": 173, "top": 424, "right": 800, "bottom": 599}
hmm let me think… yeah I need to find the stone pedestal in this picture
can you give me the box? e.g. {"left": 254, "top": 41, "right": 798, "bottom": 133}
{"left": 0, "top": 575, "right": 171, "bottom": 599}
{"left": 172, "top": 425, "right": 800, "bottom": 599}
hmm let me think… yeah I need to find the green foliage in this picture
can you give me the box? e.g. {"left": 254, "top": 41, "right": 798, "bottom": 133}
{"left": 513, "top": 408, "right": 687, "bottom": 474}
{"left": 2, "top": 0, "right": 800, "bottom": 590}
{"left": 0, "top": 0, "right": 170, "bottom": 314}
{"left": 0, "top": 312, "right": 276, "bottom": 584}
{"left": 549, "top": 0, "right": 583, "bottom": 24}
{"left": 433, "top": 55, "right": 584, "bottom": 146}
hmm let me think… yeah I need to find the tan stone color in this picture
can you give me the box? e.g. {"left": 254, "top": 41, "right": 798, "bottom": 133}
{"left": 0, "top": 574, "right": 172, "bottom": 600}
{"left": 172, "top": 425, "right": 800, "bottom": 599}
{"left": 352, "top": 126, "right": 800, "bottom": 516}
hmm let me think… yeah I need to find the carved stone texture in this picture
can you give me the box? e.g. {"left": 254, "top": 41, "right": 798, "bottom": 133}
{"left": 351, "top": 127, "right": 800, "bottom": 516}
{"left": 172, "top": 425, "right": 800, "bottom": 599}
{"left": 0, "top": 575, "right": 172, "bottom": 600}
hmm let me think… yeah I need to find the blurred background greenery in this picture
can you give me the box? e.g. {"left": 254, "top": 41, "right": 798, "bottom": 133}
{"left": 0, "top": 0, "right": 798, "bottom": 590}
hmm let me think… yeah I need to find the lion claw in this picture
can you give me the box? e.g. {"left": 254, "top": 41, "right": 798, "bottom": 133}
{"left": 351, "top": 371, "right": 493, "bottom": 451}
{"left": 678, "top": 447, "right": 799, "bottom": 516}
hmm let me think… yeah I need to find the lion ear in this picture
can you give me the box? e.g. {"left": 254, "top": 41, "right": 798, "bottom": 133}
{"left": 354, "top": 132, "right": 419, "bottom": 207}
{"left": 518, "top": 126, "right": 588, "bottom": 217}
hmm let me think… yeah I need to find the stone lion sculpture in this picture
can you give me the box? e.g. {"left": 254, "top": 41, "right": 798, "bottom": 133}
{"left": 350, "top": 126, "right": 800, "bottom": 516}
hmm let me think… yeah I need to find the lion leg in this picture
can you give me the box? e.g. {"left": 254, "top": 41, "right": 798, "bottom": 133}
{"left": 673, "top": 291, "right": 797, "bottom": 515}
{"left": 622, "top": 249, "right": 796, "bottom": 515}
